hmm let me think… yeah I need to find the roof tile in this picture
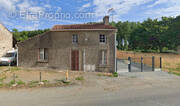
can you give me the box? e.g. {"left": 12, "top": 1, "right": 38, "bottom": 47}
{"left": 51, "top": 24, "right": 116, "bottom": 30}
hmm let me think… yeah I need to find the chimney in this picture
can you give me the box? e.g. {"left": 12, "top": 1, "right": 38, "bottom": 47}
{"left": 103, "top": 16, "right": 109, "bottom": 25}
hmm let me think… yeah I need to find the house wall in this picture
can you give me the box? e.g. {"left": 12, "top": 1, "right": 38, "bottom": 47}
{"left": 0, "top": 24, "right": 13, "bottom": 57}
{"left": 18, "top": 30, "right": 116, "bottom": 73}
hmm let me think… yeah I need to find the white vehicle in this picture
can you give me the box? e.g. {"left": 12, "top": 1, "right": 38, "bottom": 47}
{"left": 0, "top": 50, "right": 17, "bottom": 66}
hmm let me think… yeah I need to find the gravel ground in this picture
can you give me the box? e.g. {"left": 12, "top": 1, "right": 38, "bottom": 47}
{"left": 0, "top": 67, "right": 180, "bottom": 106}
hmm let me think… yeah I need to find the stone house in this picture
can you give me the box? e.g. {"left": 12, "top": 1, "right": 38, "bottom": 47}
{"left": 17, "top": 16, "right": 117, "bottom": 73}
{"left": 0, "top": 24, "right": 13, "bottom": 57}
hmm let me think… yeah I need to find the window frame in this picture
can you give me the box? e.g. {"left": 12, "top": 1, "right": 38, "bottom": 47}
{"left": 99, "top": 34, "right": 106, "bottom": 44}
{"left": 72, "top": 34, "right": 78, "bottom": 44}
{"left": 100, "top": 50, "right": 107, "bottom": 65}
{"left": 38, "top": 48, "right": 48, "bottom": 61}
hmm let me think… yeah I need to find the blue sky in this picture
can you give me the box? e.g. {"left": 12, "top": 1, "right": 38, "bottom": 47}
{"left": 0, "top": 0, "right": 180, "bottom": 31}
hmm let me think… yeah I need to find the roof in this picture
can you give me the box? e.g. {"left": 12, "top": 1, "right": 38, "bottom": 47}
{"left": 51, "top": 24, "right": 116, "bottom": 31}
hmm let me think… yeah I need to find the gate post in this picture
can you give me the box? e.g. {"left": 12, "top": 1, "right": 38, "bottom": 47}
{"left": 128, "top": 57, "right": 131, "bottom": 72}
{"left": 141, "top": 57, "right": 143, "bottom": 72}
{"left": 160, "top": 57, "right": 162, "bottom": 69}
{"left": 116, "top": 59, "right": 117, "bottom": 72}
{"left": 152, "top": 56, "right": 155, "bottom": 71}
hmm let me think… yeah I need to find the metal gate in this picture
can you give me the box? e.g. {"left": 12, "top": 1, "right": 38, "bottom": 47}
{"left": 117, "top": 56, "right": 162, "bottom": 73}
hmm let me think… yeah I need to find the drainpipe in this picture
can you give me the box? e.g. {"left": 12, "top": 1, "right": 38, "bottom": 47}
{"left": 115, "top": 32, "right": 117, "bottom": 73}
{"left": 17, "top": 47, "right": 18, "bottom": 67}
{"left": 83, "top": 49, "right": 86, "bottom": 72}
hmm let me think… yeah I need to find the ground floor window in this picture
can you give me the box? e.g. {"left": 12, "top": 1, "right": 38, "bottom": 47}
{"left": 100, "top": 50, "right": 107, "bottom": 65}
{"left": 39, "top": 48, "right": 48, "bottom": 61}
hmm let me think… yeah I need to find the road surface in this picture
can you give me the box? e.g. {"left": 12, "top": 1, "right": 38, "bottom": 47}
{"left": 0, "top": 72, "right": 180, "bottom": 106}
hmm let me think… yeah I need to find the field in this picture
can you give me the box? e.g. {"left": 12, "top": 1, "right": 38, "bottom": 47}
{"left": 117, "top": 51, "right": 180, "bottom": 75}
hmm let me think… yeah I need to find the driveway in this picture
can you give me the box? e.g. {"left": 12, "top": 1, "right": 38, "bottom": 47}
{"left": 117, "top": 59, "right": 153, "bottom": 73}
{"left": 0, "top": 71, "right": 180, "bottom": 106}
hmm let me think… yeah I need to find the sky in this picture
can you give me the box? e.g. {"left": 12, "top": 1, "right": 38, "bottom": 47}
{"left": 0, "top": 0, "right": 180, "bottom": 31}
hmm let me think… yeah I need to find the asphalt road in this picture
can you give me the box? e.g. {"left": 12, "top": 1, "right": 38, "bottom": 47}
{"left": 0, "top": 84, "right": 180, "bottom": 106}
{"left": 0, "top": 72, "right": 180, "bottom": 106}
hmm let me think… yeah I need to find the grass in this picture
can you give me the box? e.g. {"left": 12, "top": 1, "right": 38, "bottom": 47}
{"left": 0, "top": 76, "right": 6, "bottom": 82}
{"left": 75, "top": 76, "right": 84, "bottom": 81}
{"left": 41, "top": 80, "right": 49, "bottom": 84}
{"left": 7, "top": 80, "right": 16, "bottom": 87}
{"left": 16, "top": 80, "right": 25, "bottom": 85}
{"left": 0, "top": 83, "right": 3, "bottom": 87}
{"left": 97, "top": 73, "right": 113, "bottom": 77}
{"left": 10, "top": 67, "right": 20, "bottom": 72}
{"left": 54, "top": 79, "right": 71, "bottom": 84}
{"left": 97, "top": 72, "right": 118, "bottom": 77}
{"left": 28, "top": 80, "right": 39, "bottom": 88}
{"left": 168, "top": 71, "right": 180, "bottom": 76}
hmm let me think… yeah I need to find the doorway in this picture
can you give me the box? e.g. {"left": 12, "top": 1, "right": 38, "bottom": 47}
{"left": 71, "top": 50, "right": 79, "bottom": 71}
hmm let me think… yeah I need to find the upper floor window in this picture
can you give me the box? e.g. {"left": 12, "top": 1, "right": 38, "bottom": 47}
{"left": 99, "top": 34, "right": 106, "bottom": 43}
{"left": 39, "top": 48, "right": 48, "bottom": 61}
{"left": 72, "top": 34, "right": 78, "bottom": 43}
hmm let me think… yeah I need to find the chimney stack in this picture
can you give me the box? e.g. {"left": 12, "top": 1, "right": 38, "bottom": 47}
{"left": 103, "top": 16, "right": 109, "bottom": 25}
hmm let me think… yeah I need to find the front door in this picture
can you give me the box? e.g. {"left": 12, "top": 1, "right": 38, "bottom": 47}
{"left": 71, "top": 50, "right": 79, "bottom": 71}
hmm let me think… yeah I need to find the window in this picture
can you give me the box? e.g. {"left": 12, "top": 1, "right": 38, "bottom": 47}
{"left": 99, "top": 34, "right": 106, "bottom": 43}
{"left": 100, "top": 50, "right": 107, "bottom": 65}
{"left": 39, "top": 48, "right": 48, "bottom": 61}
{"left": 72, "top": 34, "right": 78, "bottom": 43}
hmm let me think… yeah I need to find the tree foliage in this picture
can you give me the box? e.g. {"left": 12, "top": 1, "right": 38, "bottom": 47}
{"left": 12, "top": 16, "right": 180, "bottom": 53}
{"left": 112, "top": 16, "right": 180, "bottom": 53}
{"left": 12, "top": 29, "right": 50, "bottom": 42}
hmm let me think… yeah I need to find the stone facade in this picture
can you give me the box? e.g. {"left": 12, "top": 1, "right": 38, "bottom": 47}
{"left": 0, "top": 24, "right": 13, "bottom": 57}
{"left": 18, "top": 30, "right": 116, "bottom": 73}
{"left": 17, "top": 16, "right": 116, "bottom": 73}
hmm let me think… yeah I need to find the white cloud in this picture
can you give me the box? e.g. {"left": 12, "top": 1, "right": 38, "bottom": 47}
{"left": 92, "top": 0, "right": 153, "bottom": 21}
{"left": 146, "top": 0, "right": 180, "bottom": 18}
{"left": 0, "top": 0, "right": 19, "bottom": 11}
{"left": 82, "top": 3, "right": 91, "bottom": 8}
{"left": 29, "top": 7, "right": 45, "bottom": 13}
{"left": 44, "top": 4, "right": 51, "bottom": 9}
{"left": 17, "top": 0, "right": 31, "bottom": 10}
{"left": 91, "top": 0, "right": 180, "bottom": 22}
{"left": 17, "top": 0, "right": 45, "bottom": 12}
{"left": 79, "top": 3, "right": 91, "bottom": 11}
{"left": 148, "top": 0, "right": 168, "bottom": 8}
{"left": 16, "top": 0, "right": 45, "bottom": 21}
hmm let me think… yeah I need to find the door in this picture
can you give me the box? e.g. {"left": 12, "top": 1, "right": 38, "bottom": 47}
{"left": 71, "top": 50, "right": 79, "bottom": 71}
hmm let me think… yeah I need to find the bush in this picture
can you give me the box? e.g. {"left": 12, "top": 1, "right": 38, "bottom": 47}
{"left": 7, "top": 80, "right": 16, "bottom": 87}
{"left": 113, "top": 72, "right": 118, "bottom": 77}
{"left": 10, "top": 80, "right": 16, "bottom": 85}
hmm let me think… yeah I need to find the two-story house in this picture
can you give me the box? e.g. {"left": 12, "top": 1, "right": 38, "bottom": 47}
{"left": 17, "top": 16, "right": 117, "bottom": 73}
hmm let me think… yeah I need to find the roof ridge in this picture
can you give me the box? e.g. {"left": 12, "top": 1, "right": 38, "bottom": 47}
{"left": 51, "top": 24, "right": 116, "bottom": 30}
{"left": 53, "top": 23, "right": 104, "bottom": 26}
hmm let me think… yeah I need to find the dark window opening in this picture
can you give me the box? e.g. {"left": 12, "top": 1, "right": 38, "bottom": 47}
{"left": 72, "top": 34, "right": 78, "bottom": 43}
{"left": 99, "top": 34, "right": 106, "bottom": 43}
